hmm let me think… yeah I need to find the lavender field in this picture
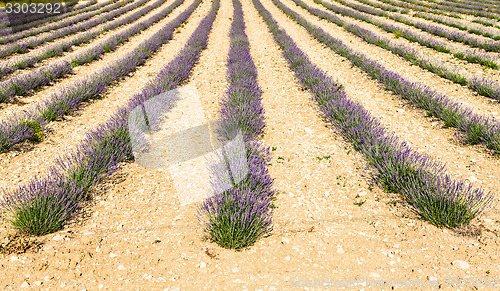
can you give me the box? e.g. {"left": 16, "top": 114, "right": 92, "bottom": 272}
{"left": 0, "top": 0, "right": 499, "bottom": 288}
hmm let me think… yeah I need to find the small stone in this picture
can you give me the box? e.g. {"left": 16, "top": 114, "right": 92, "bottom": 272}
{"left": 117, "top": 265, "right": 125, "bottom": 270}
{"left": 468, "top": 175, "right": 479, "bottom": 182}
{"left": 285, "top": 256, "right": 290, "bottom": 261}
{"left": 21, "top": 282, "right": 29, "bottom": 288}
{"left": 83, "top": 231, "right": 95, "bottom": 235}
{"left": 453, "top": 260, "right": 470, "bottom": 270}
{"left": 198, "top": 261, "right": 206, "bottom": 268}
{"left": 337, "top": 246, "right": 345, "bottom": 254}
{"left": 389, "top": 260, "right": 396, "bottom": 265}
{"left": 52, "top": 234, "right": 64, "bottom": 241}
{"left": 109, "top": 252, "right": 118, "bottom": 258}
{"left": 33, "top": 281, "right": 42, "bottom": 286}
{"left": 231, "top": 267, "right": 239, "bottom": 273}
{"left": 281, "top": 237, "right": 290, "bottom": 244}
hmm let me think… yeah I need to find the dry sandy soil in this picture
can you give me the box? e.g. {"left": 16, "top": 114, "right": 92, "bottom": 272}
{"left": 0, "top": 0, "right": 500, "bottom": 289}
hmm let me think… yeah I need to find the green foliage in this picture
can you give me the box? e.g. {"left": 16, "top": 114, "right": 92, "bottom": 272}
{"left": 205, "top": 192, "right": 270, "bottom": 251}
{"left": 353, "top": 199, "right": 366, "bottom": 206}
{"left": 413, "top": 195, "right": 474, "bottom": 228}
{"left": 23, "top": 120, "right": 44, "bottom": 142}
{"left": 9, "top": 196, "right": 68, "bottom": 236}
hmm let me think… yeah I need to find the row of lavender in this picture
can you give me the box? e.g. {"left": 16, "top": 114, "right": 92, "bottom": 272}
{"left": 275, "top": 0, "right": 500, "bottom": 157}
{"left": 199, "top": 0, "right": 275, "bottom": 250}
{"left": 0, "top": 0, "right": 101, "bottom": 35}
{"left": 0, "top": 0, "right": 136, "bottom": 59}
{"left": 332, "top": 0, "right": 500, "bottom": 53}
{"left": 255, "top": 0, "right": 493, "bottom": 228}
{"left": 0, "top": 0, "right": 220, "bottom": 236}
{"left": 371, "top": 0, "right": 500, "bottom": 20}
{"left": 0, "top": 0, "right": 193, "bottom": 153}
{"left": 294, "top": 0, "right": 500, "bottom": 100}
{"left": 0, "top": 0, "right": 166, "bottom": 79}
{"left": 318, "top": 0, "right": 496, "bottom": 69}
{"left": 0, "top": 0, "right": 109, "bottom": 44}
{"left": 0, "top": 0, "right": 183, "bottom": 103}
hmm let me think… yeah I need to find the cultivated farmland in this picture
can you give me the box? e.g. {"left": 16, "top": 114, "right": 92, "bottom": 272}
{"left": 0, "top": 0, "right": 500, "bottom": 288}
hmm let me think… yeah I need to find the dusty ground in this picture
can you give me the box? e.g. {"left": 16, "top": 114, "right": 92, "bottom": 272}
{"left": 0, "top": 0, "right": 500, "bottom": 289}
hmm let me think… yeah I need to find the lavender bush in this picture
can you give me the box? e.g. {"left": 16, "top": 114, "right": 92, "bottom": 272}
{"left": 1, "top": 176, "right": 83, "bottom": 236}
{"left": 198, "top": 0, "right": 275, "bottom": 250}
{"left": 255, "top": 0, "right": 494, "bottom": 227}
{"left": 0, "top": 0, "right": 221, "bottom": 236}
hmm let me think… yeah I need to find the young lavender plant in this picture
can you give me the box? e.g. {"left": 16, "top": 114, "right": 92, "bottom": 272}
{"left": 198, "top": 0, "right": 275, "bottom": 250}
